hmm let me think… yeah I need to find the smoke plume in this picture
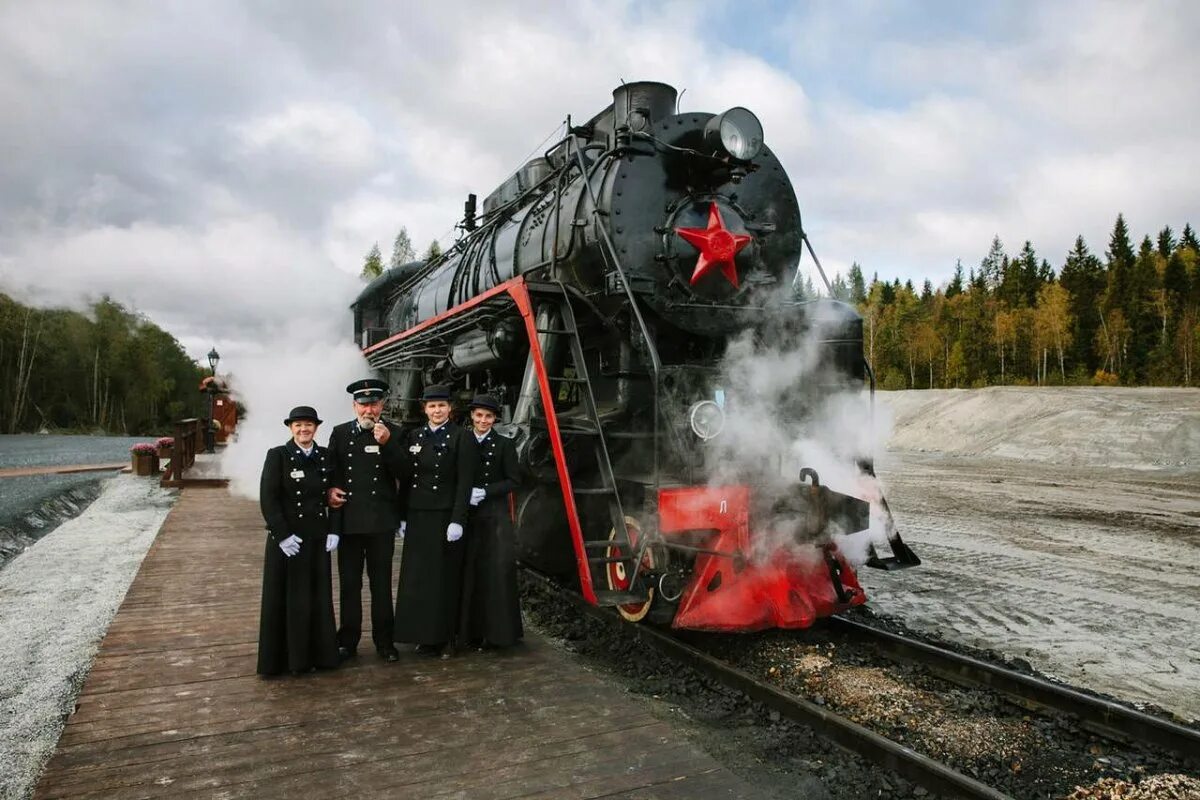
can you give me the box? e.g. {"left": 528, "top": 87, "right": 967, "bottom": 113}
{"left": 706, "top": 296, "right": 896, "bottom": 567}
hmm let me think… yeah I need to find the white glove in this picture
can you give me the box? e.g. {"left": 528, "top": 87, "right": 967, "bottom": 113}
{"left": 397, "top": 521, "right": 406, "bottom": 540}
{"left": 446, "top": 522, "right": 463, "bottom": 542}
{"left": 325, "top": 534, "right": 339, "bottom": 552}
{"left": 279, "top": 535, "right": 302, "bottom": 557}
{"left": 469, "top": 487, "right": 486, "bottom": 506}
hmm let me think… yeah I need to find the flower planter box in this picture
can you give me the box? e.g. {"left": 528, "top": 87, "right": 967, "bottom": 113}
{"left": 131, "top": 452, "right": 157, "bottom": 476}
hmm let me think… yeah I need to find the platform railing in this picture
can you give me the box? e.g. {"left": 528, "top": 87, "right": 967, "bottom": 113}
{"left": 160, "top": 418, "right": 201, "bottom": 487}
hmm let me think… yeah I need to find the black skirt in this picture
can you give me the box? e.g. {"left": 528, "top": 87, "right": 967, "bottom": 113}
{"left": 257, "top": 530, "right": 339, "bottom": 675}
{"left": 459, "top": 504, "right": 524, "bottom": 647}
{"left": 394, "top": 508, "right": 465, "bottom": 645}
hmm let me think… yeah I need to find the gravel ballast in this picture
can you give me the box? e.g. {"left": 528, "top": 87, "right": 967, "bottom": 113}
{"left": 0, "top": 475, "right": 175, "bottom": 800}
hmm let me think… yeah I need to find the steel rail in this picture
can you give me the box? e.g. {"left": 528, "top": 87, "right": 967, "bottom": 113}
{"left": 830, "top": 615, "right": 1200, "bottom": 760}
{"left": 523, "top": 568, "right": 1011, "bottom": 800}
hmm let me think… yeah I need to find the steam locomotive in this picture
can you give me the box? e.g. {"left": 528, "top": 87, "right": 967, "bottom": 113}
{"left": 352, "top": 81, "right": 917, "bottom": 631}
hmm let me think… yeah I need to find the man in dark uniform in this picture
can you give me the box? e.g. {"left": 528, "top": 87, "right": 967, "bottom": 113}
{"left": 326, "top": 378, "right": 407, "bottom": 662}
{"left": 393, "top": 384, "right": 474, "bottom": 658}
{"left": 459, "top": 393, "right": 524, "bottom": 650}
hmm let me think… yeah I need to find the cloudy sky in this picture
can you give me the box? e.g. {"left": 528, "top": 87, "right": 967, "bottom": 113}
{"left": 1, "top": 0, "right": 1198, "bottom": 365}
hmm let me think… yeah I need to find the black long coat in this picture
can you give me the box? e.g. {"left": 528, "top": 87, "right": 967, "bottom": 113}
{"left": 393, "top": 422, "right": 474, "bottom": 645}
{"left": 257, "top": 440, "right": 339, "bottom": 675}
{"left": 460, "top": 429, "right": 524, "bottom": 647}
{"left": 326, "top": 419, "right": 409, "bottom": 535}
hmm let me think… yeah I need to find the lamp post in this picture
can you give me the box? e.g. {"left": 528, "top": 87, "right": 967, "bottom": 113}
{"left": 206, "top": 348, "right": 220, "bottom": 453}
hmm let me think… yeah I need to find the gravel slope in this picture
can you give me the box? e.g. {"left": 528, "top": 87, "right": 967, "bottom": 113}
{"left": 0, "top": 475, "right": 175, "bottom": 800}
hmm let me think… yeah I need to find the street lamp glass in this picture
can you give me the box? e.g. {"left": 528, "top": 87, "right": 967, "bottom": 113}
{"left": 207, "top": 348, "right": 220, "bottom": 373}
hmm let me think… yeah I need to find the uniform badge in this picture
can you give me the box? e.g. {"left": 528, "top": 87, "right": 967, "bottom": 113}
{"left": 364, "top": 445, "right": 380, "bottom": 454}
{"left": 409, "top": 444, "right": 422, "bottom": 454}
{"left": 289, "top": 469, "right": 305, "bottom": 479}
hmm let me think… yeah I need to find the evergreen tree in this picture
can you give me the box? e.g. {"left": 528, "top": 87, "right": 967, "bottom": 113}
{"left": 1157, "top": 226, "right": 1176, "bottom": 259}
{"left": 1181, "top": 223, "right": 1199, "bottom": 253}
{"left": 1058, "top": 236, "right": 1105, "bottom": 375}
{"left": 424, "top": 239, "right": 443, "bottom": 260}
{"left": 360, "top": 243, "right": 384, "bottom": 280}
{"left": 390, "top": 227, "right": 415, "bottom": 268}
{"left": 829, "top": 273, "right": 850, "bottom": 301}
{"left": 848, "top": 262, "right": 867, "bottom": 304}
{"left": 1129, "top": 236, "right": 1161, "bottom": 381}
{"left": 946, "top": 260, "right": 965, "bottom": 298}
{"left": 980, "top": 236, "right": 1005, "bottom": 293}
{"left": 1037, "top": 259, "right": 1055, "bottom": 285}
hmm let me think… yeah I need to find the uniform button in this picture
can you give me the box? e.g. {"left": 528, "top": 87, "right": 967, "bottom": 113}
{"left": 412, "top": 483, "right": 417, "bottom": 488}
{"left": 372, "top": 491, "right": 376, "bottom": 495}
{"left": 296, "top": 490, "right": 301, "bottom": 495}
{"left": 299, "top": 514, "right": 304, "bottom": 518}
{"left": 432, "top": 485, "right": 438, "bottom": 490}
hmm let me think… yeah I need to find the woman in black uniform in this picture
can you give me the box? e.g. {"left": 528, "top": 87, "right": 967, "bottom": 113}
{"left": 257, "top": 405, "right": 339, "bottom": 676}
{"left": 394, "top": 385, "right": 474, "bottom": 657}
{"left": 459, "top": 394, "right": 524, "bottom": 650}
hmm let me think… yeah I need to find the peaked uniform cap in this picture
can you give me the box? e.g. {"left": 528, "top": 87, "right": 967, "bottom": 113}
{"left": 284, "top": 406, "right": 323, "bottom": 426}
{"left": 347, "top": 378, "right": 389, "bottom": 402}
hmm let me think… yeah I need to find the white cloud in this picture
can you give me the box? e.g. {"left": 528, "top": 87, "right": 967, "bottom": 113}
{"left": 1, "top": 0, "right": 1197, "bottom": 361}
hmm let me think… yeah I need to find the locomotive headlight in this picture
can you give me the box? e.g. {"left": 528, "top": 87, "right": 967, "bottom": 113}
{"left": 688, "top": 400, "right": 725, "bottom": 441}
{"left": 704, "top": 107, "right": 764, "bottom": 161}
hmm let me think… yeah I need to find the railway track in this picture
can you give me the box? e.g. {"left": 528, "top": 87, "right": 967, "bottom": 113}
{"left": 828, "top": 615, "right": 1200, "bottom": 760}
{"left": 522, "top": 568, "right": 1200, "bottom": 799}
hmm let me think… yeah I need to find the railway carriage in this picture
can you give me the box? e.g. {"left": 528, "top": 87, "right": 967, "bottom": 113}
{"left": 353, "top": 81, "right": 918, "bottom": 631}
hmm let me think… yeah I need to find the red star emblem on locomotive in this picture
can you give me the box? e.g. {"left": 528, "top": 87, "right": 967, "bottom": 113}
{"left": 674, "top": 202, "right": 752, "bottom": 288}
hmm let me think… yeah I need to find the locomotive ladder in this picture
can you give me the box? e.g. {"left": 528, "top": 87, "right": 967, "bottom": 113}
{"left": 532, "top": 281, "right": 650, "bottom": 607}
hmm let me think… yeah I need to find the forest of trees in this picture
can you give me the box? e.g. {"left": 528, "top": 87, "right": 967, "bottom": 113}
{"left": 0, "top": 294, "right": 206, "bottom": 434}
{"left": 817, "top": 215, "right": 1200, "bottom": 389}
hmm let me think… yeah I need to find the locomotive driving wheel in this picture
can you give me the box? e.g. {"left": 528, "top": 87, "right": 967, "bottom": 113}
{"left": 605, "top": 516, "right": 657, "bottom": 623}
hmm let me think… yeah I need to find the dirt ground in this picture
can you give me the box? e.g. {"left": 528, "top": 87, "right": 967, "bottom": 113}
{"left": 858, "top": 387, "right": 1200, "bottom": 723}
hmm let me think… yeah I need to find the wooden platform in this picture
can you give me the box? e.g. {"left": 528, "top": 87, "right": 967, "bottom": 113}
{"left": 0, "top": 462, "right": 126, "bottom": 478}
{"left": 35, "top": 488, "right": 752, "bottom": 799}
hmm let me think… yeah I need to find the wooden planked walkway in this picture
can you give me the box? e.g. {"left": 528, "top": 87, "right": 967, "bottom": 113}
{"left": 35, "top": 488, "right": 752, "bottom": 799}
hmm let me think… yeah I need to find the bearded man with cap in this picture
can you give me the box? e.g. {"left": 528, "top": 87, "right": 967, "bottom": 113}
{"left": 459, "top": 393, "right": 524, "bottom": 650}
{"left": 257, "top": 405, "right": 339, "bottom": 676}
{"left": 326, "top": 378, "right": 408, "bottom": 662}
{"left": 393, "top": 384, "right": 475, "bottom": 658}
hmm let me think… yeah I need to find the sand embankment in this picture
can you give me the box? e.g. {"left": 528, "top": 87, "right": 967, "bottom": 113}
{"left": 882, "top": 386, "right": 1200, "bottom": 470}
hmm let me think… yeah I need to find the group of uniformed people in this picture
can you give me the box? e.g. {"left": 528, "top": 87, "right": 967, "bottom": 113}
{"left": 256, "top": 379, "right": 522, "bottom": 676}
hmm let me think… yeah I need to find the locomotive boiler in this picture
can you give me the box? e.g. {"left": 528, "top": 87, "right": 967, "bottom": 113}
{"left": 353, "top": 81, "right": 918, "bottom": 631}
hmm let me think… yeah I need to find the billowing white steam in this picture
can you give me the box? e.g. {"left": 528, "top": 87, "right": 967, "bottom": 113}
{"left": 707, "top": 297, "right": 896, "bottom": 567}
{"left": 222, "top": 326, "right": 372, "bottom": 501}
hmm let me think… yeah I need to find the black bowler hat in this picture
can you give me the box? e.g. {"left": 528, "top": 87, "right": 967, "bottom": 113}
{"left": 284, "top": 406, "right": 322, "bottom": 426}
{"left": 422, "top": 384, "right": 451, "bottom": 401}
{"left": 468, "top": 393, "right": 501, "bottom": 415}
{"left": 347, "top": 378, "right": 388, "bottom": 403}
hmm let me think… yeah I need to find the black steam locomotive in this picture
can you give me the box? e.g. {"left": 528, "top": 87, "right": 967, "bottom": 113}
{"left": 353, "top": 81, "right": 916, "bottom": 631}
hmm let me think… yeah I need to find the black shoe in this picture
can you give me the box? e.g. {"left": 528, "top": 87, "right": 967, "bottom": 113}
{"left": 377, "top": 645, "right": 400, "bottom": 663}
{"left": 337, "top": 646, "right": 357, "bottom": 662}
